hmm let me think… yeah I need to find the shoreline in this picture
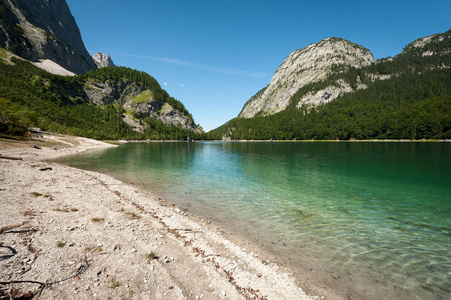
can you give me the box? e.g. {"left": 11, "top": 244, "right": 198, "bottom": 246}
{"left": 0, "top": 134, "right": 319, "bottom": 299}
{"left": 115, "top": 138, "right": 451, "bottom": 143}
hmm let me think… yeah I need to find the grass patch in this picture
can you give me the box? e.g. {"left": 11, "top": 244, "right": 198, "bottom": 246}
{"left": 261, "top": 259, "right": 270, "bottom": 265}
{"left": 91, "top": 217, "right": 105, "bottom": 222}
{"left": 85, "top": 246, "right": 102, "bottom": 252}
{"left": 131, "top": 90, "right": 153, "bottom": 103}
{"left": 109, "top": 276, "right": 121, "bottom": 289}
{"left": 53, "top": 207, "right": 77, "bottom": 212}
{"left": 146, "top": 251, "right": 158, "bottom": 260}
{"left": 57, "top": 241, "right": 66, "bottom": 248}
{"left": 0, "top": 48, "right": 15, "bottom": 65}
{"left": 31, "top": 192, "right": 43, "bottom": 197}
{"left": 125, "top": 211, "right": 141, "bottom": 220}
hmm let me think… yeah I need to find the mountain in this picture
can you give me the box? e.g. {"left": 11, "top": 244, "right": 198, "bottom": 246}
{"left": 93, "top": 53, "right": 115, "bottom": 68}
{"left": 0, "top": 54, "right": 204, "bottom": 140}
{"left": 0, "top": 0, "right": 96, "bottom": 75}
{"left": 239, "top": 37, "right": 374, "bottom": 118}
{"left": 210, "top": 30, "right": 450, "bottom": 140}
{"left": 0, "top": 0, "right": 203, "bottom": 140}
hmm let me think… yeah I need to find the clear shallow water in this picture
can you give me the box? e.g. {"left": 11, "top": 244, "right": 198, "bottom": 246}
{"left": 58, "top": 142, "right": 451, "bottom": 299}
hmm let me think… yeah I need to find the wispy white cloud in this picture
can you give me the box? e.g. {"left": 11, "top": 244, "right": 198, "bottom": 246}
{"left": 163, "top": 82, "right": 168, "bottom": 86}
{"left": 119, "top": 53, "right": 267, "bottom": 78}
{"left": 179, "top": 84, "right": 185, "bottom": 88}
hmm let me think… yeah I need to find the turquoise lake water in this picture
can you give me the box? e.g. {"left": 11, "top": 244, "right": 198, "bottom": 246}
{"left": 57, "top": 142, "right": 450, "bottom": 299}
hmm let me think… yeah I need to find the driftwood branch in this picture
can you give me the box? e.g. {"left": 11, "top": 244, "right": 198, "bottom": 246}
{"left": 0, "top": 256, "right": 92, "bottom": 299}
{"left": 0, "top": 280, "right": 44, "bottom": 286}
{"left": 0, "top": 155, "right": 22, "bottom": 161}
{"left": 0, "top": 280, "right": 45, "bottom": 300}
{"left": 0, "top": 223, "right": 25, "bottom": 234}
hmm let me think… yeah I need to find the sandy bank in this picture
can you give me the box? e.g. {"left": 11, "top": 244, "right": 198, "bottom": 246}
{"left": 0, "top": 133, "right": 318, "bottom": 300}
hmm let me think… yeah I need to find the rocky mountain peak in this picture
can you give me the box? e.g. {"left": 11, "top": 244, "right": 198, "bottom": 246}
{"left": 0, "top": 0, "right": 97, "bottom": 74}
{"left": 93, "top": 53, "right": 115, "bottom": 68}
{"left": 239, "top": 37, "right": 375, "bottom": 118}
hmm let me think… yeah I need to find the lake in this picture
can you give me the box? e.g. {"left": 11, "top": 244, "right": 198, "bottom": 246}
{"left": 57, "top": 141, "right": 451, "bottom": 299}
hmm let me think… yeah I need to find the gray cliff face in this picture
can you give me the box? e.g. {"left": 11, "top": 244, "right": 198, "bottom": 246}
{"left": 84, "top": 80, "right": 145, "bottom": 106}
{"left": 239, "top": 37, "right": 375, "bottom": 118}
{"left": 0, "top": 0, "right": 96, "bottom": 74}
{"left": 93, "top": 53, "right": 115, "bottom": 68}
{"left": 84, "top": 80, "right": 197, "bottom": 131}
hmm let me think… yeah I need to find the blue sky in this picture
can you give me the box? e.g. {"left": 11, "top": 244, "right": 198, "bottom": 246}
{"left": 66, "top": 0, "right": 450, "bottom": 132}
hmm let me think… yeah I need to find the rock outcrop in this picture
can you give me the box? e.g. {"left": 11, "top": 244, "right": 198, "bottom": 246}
{"left": 295, "top": 79, "right": 367, "bottom": 109}
{"left": 239, "top": 37, "right": 375, "bottom": 118}
{"left": 93, "top": 53, "right": 115, "bottom": 68}
{"left": 84, "top": 80, "right": 197, "bottom": 131}
{"left": 0, "top": 0, "right": 96, "bottom": 74}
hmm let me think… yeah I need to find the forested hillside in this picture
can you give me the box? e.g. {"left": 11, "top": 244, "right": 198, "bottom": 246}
{"left": 0, "top": 53, "right": 205, "bottom": 140}
{"left": 210, "top": 70, "right": 450, "bottom": 140}
{"left": 209, "top": 30, "right": 451, "bottom": 140}
{"left": 80, "top": 67, "right": 192, "bottom": 118}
